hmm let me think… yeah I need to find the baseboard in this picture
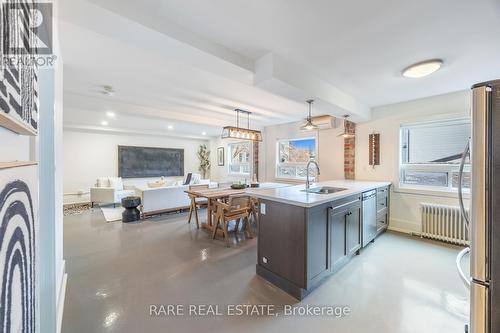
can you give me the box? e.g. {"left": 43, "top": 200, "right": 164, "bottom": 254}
{"left": 387, "top": 225, "right": 412, "bottom": 234}
{"left": 389, "top": 218, "right": 420, "bottom": 234}
{"left": 56, "top": 261, "right": 68, "bottom": 333}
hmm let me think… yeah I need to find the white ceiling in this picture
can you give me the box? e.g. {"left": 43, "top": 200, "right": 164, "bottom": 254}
{"left": 61, "top": 0, "right": 500, "bottom": 138}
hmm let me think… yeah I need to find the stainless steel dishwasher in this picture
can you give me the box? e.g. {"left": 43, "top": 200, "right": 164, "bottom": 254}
{"left": 362, "top": 190, "right": 377, "bottom": 247}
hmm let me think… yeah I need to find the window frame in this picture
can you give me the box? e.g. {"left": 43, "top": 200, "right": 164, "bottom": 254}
{"left": 398, "top": 117, "right": 471, "bottom": 195}
{"left": 227, "top": 141, "right": 252, "bottom": 176}
{"left": 275, "top": 136, "right": 318, "bottom": 181}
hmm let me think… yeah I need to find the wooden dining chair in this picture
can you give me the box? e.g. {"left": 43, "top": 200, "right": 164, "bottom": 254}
{"left": 249, "top": 197, "right": 259, "bottom": 229}
{"left": 216, "top": 183, "right": 233, "bottom": 204}
{"left": 188, "top": 184, "right": 209, "bottom": 228}
{"left": 212, "top": 195, "right": 253, "bottom": 247}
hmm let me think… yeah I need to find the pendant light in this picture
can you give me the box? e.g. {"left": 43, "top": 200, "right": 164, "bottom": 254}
{"left": 300, "top": 99, "right": 319, "bottom": 131}
{"left": 337, "top": 115, "right": 355, "bottom": 138}
{"left": 221, "top": 109, "right": 263, "bottom": 141}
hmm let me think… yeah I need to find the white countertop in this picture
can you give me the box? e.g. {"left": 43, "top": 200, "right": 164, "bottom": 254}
{"left": 248, "top": 180, "right": 391, "bottom": 207}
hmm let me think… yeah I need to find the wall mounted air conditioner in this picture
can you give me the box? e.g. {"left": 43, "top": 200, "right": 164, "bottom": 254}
{"left": 308, "top": 115, "right": 337, "bottom": 130}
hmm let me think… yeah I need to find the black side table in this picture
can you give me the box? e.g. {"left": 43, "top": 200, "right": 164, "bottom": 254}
{"left": 121, "top": 196, "right": 141, "bottom": 222}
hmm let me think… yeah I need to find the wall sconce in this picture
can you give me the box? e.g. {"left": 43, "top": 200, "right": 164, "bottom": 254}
{"left": 369, "top": 133, "right": 380, "bottom": 168}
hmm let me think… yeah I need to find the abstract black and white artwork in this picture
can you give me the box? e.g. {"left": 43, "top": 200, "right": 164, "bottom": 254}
{"left": 217, "top": 147, "right": 224, "bottom": 166}
{"left": 0, "top": 0, "right": 39, "bottom": 135}
{"left": 0, "top": 163, "right": 38, "bottom": 333}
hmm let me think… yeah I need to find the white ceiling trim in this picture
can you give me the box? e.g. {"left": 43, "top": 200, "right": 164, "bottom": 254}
{"left": 63, "top": 123, "right": 213, "bottom": 140}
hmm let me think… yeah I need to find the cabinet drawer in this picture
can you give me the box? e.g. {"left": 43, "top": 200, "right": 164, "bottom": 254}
{"left": 377, "top": 196, "right": 388, "bottom": 212}
{"left": 330, "top": 194, "right": 361, "bottom": 216}
{"left": 377, "top": 186, "right": 389, "bottom": 196}
{"left": 376, "top": 213, "right": 388, "bottom": 232}
{"left": 377, "top": 207, "right": 388, "bottom": 218}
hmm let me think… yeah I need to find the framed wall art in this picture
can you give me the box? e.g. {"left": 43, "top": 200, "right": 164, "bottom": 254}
{"left": 217, "top": 147, "right": 224, "bottom": 166}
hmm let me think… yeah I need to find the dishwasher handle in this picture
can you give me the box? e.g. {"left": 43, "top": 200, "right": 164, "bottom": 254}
{"left": 362, "top": 190, "right": 377, "bottom": 200}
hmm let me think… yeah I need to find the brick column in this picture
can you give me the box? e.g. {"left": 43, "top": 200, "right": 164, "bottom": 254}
{"left": 344, "top": 121, "right": 355, "bottom": 180}
{"left": 253, "top": 142, "right": 259, "bottom": 181}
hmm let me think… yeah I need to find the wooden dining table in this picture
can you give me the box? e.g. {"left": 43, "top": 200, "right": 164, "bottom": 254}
{"left": 184, "top": 187, "right": 247, "bottom": 232}
{"left": 185, "top": 182, "right": 293, "bottom": 233}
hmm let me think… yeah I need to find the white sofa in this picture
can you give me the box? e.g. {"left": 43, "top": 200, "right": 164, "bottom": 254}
{"left": 136, "top": 185, "right": 191, "bottom": 216}
{"left": 90, "top": 177, "right": 135, "bottom": 207}
{"left": 137, "top": 178, "right": 217, "bottom": 216}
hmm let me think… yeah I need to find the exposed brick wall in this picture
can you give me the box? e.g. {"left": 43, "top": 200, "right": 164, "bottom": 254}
{"left": 344, "top": 121, "right": 355, "bottom": 180}
{"left": 253, "top": 142, "right": 259, "bottom": 181}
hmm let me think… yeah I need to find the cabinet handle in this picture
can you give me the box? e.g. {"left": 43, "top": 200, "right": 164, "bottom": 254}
{"left": 331, "top": 199, "right": 360, "bottom": 212}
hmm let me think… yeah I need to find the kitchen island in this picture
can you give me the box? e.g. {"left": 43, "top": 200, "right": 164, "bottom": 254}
{"left": 250, "top": 180, "right": 391, "bottom": 300}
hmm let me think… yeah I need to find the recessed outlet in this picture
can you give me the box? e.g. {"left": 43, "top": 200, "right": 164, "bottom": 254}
{"left": 260, "top": 203, "right": 266, "bottom": 215}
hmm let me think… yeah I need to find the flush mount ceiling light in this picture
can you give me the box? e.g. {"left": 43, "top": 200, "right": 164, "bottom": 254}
{"left": 300, "top": 99, "right": 319, "bottom": 131}
{"left": 106, "top": 111, "right": 115, "bottom": 118}
{"left": 402, "top": 59, "right": 443, "bottom": 78}
{"left": 337, "top": 115, "right": 355, "bottom": 138}
{"left": 167, "top": 124, "right": 173, "bottom": 130}
{"left": 221, "top": 109, "right": 263, "bottom": 142}
{"left": 101, "top": 85, "right": 115, "bottom": 96}
{"left": 101, "top": 120, "right": 109, "bottom": 126}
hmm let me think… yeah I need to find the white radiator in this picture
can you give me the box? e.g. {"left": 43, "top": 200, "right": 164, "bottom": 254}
{"left": 421, "top": 203, "right": 469, "bottom": 246}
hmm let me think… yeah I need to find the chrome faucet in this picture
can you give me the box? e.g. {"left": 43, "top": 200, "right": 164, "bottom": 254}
{"left": 306, "top": 160, "right": 320, "bottom": 190}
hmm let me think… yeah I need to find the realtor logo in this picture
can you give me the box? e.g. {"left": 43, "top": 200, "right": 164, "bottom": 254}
{"left": 2, "top": 2, "right": 53, "bottom": 55}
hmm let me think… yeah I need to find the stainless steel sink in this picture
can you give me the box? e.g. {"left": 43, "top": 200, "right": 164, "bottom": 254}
{"left": 301, "top": 186, "right": 348, "bottom": 194}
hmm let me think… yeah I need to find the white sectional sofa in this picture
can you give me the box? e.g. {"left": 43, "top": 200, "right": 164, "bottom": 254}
{"left": 136, "top": 178, "right": 217, "bottom": 217}
{"left": 90, "top": 177, "right": 135, "bottom": 207}
{"left": 90, "top": 174, "right": 217, "bottom": 216}
{"left": 136, "top": 185, "right": 191, "bottom": 216}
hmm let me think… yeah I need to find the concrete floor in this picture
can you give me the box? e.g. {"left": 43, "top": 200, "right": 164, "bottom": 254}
{"left": 62, "top": 208, "right": 469, "bottom": 333}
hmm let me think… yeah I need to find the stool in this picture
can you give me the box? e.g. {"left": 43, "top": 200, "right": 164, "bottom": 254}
{"left": 121, "top": 196, "right": 141, "bottom": 222}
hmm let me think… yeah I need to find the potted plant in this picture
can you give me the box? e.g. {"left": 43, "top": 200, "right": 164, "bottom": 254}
{"left": 197, "top": 144, "right": 210, "bottom": 179}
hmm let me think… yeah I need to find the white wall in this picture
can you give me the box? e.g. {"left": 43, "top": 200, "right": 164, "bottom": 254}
{"left": 260, "top": 120, "right": 345, "bottom": 183}
{"left": 356, "top": 90, "right": 471, "bottom": 233}
{"left": 0, "top": 127, "right": 30, "bottom": 160}
{"left": 63, "top": 130, "right": 208, "bottom": 201}
{"left": 209, "top": 137, "right": 261, "bottom": 183}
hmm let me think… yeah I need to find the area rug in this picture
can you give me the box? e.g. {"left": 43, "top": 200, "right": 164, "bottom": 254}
{"left": 99, "top": 205, "right": 124, "bottom": 222}
{"left": 63, "top": 203, "right": 91, "bottom": 216}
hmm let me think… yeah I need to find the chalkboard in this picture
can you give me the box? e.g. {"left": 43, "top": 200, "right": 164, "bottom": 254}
{"left": 118, "top": 146, "right": 184, "bottom": 178}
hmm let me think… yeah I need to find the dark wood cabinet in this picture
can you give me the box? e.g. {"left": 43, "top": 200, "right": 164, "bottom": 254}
{"left": 328, "top": 195, "right": 361, "bottom": 272}
{"left": 256, "top": 192, "right": 368, "bottom": 300}
{"left": 330, "top": 208, "right": 347, "bottom": 270}
{"left": 346, "top": 207, "right": 362, "bottom": 256}
{"left": 306, "top": 205, "right": 330, "bottom": 284}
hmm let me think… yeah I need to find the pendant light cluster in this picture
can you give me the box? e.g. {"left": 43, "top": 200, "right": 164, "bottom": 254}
{"left": 221, "top": 109, "right": 263, "bottom": 142}
{"left": 300, "top": 99, "right": 319, "bottom": 131}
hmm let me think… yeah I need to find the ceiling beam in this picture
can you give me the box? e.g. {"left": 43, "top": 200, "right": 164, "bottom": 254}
{"left": 254, "top": 53, "right": 371, "bottom": 121}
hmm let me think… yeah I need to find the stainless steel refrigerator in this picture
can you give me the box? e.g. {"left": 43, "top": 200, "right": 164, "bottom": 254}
{"left": 457, "top": 79, "right": 500, "bottom": 333}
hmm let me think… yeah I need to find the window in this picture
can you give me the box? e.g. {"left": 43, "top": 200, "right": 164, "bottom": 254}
{"left": 228, "top": 142, "right": 251, "bottom": 175}
{"left": 400, "top": 118, "right": 471, "bottom": 191}
{"left": 276, "top": 137, "right": 317, "bottom": 180}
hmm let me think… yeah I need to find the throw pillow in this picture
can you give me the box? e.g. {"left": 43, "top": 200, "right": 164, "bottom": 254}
{"left": 147, "top": 182, "right": 164, "bottom": 188}
{"left": 97, "top": 177, "right": 109, "bottom": 188}
{"left": 109, "top": 177, "right": 124, "bottom": 191}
